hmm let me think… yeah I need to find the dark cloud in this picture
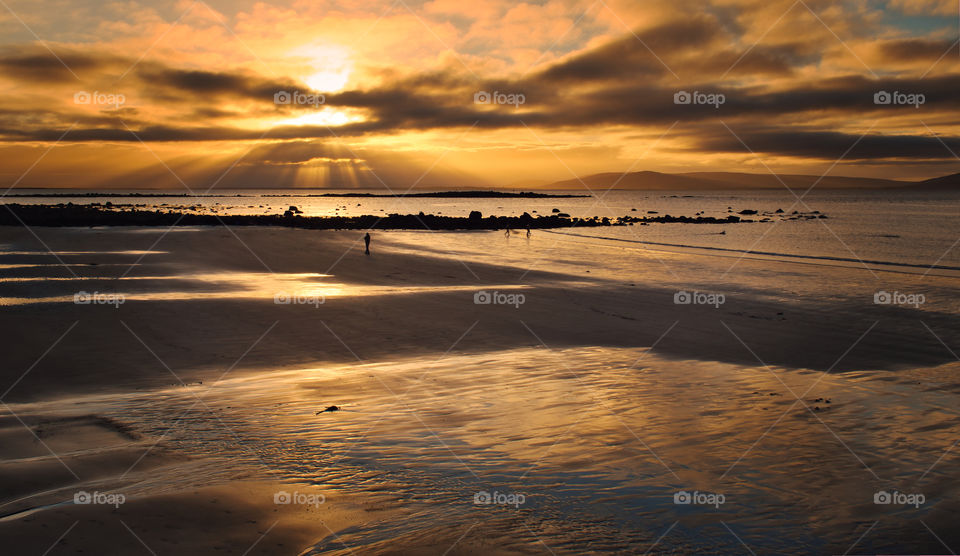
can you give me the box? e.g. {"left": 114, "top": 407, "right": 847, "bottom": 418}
{"left": 876, "top": 38, "right": 959, "bottom": 63}
{"left": 134, "top": 63, "right": 308, "bottom": 105}
{"left": 692, "top": 127, "right": 960, "bottom": 160}
{"left": 242, "top": 141, "right": 338, "bottom": 165}
{"left": 0, "top": 46, "right": 124, "bottom": 82}
{"left": 537, "top": 17, "right": 722, "bottom": 83}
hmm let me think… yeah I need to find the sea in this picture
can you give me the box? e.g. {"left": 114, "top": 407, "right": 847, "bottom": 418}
{"left": 6, "top": 187, "right": 960, "bottom": 270}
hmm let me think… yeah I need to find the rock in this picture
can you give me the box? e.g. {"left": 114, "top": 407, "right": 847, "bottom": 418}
{"left": 288, "top": 205, "right": 300, "bottom": 212}
{"left": 557, "top": 213, "right": 571, "bottom": 218}
{"left": 647, "top": 211, "right": 658, "bottom": 214}
{"left": 775, "top": 208, "right": 784, "bottom": 213}
{"left": 468, "top": 210, "right": 482, "bottom": 220}
{"left": 552, "top": 208, "right": 560, "bottom": 213}
{"left": 738, "top": 209, "right": 758, "bottom": 215}
{"left": 631, "top": 208, "right": 637, "bottom": 211}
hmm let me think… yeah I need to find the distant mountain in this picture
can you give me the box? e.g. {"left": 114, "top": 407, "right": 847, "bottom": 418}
{"left": 916, "top": 172, "right": 960, "bottom": 189}
{"left": 543, "top": 170, "right": 917, "bottom": 190}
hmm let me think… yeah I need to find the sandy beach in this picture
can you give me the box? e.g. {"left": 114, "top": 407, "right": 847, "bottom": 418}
{"left": 0, "top": 223, "right": 958, "bottom": 554}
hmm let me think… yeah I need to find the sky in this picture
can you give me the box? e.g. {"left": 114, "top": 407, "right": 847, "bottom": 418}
{"left": 1, "top": 0, "right": 959, "bottom": 189}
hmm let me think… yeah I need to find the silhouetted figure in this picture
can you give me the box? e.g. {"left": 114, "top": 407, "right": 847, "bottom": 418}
{"left": 364, "top": 232, "right": 371, "bottom": 255}
{"left": 505, "top": 228, "right": 510, "bottom": 238}
{"left": 526, "top": 226, "right": 531, "bottom": 238}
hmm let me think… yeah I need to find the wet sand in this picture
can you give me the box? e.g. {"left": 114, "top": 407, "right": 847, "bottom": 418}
{"left": 1, "top": 225, "right": 958, "bottom": 554}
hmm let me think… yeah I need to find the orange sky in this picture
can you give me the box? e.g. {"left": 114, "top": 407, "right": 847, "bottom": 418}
{"left": 1, "top": 0, "right": 959, "bottom": 189}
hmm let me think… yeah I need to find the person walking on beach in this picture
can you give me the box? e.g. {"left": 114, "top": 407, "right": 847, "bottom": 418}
{"left": 364, "top": 232, "right": 371, "bottom": 255}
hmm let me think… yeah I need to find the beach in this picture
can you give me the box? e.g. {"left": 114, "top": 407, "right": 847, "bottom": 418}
{"left": 0, "top": 220, "right": 958, "bottom": 554}
{"left": 5, "top": 0, "right": 960, "bottom": 551}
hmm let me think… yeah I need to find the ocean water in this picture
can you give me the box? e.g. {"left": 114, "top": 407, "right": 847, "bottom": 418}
{"left": 7, "top": 188, "right": 960, "bottom": 270}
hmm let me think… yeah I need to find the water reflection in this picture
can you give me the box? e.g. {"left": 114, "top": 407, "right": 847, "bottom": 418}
{"left": 0, "top": 268, "right": 532, "bottom": 306}
{"left": 3, "top": 348, "right": 957, "bottom": 553}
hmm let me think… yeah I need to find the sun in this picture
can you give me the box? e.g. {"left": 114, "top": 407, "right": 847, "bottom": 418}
{"left": 271, "top": 43, "right": 360, "bottom": 128}
{"left": 294, "top": 44, "right": 352, "bottom": 92}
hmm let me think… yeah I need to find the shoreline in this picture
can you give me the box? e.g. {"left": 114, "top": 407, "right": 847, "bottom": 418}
{"left": 0, "top": 203, "right": 771, "bottom": 230}
{"left": 3, "top": 190, "right": 590, "bottom": 199}
{"left": 1, "top": 225, "right": 955, "bottom": 403}
{"left": 1, "top": 224, "right": 958, "bottom": 554}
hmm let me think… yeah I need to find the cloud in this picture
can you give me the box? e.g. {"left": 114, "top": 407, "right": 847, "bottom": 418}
{"left": 693, "top": 127, "right": 960, "bottom": 160}
{"left": 1, "top": 0, "right": 960, "bottom": 185}
{"left": 888, "top": 0, "right": 957, "bottom": 16}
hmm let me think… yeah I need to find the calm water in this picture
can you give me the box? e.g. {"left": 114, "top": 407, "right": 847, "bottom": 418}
{"left": 7, "top": 188, "right": 960, "bottom": 269}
